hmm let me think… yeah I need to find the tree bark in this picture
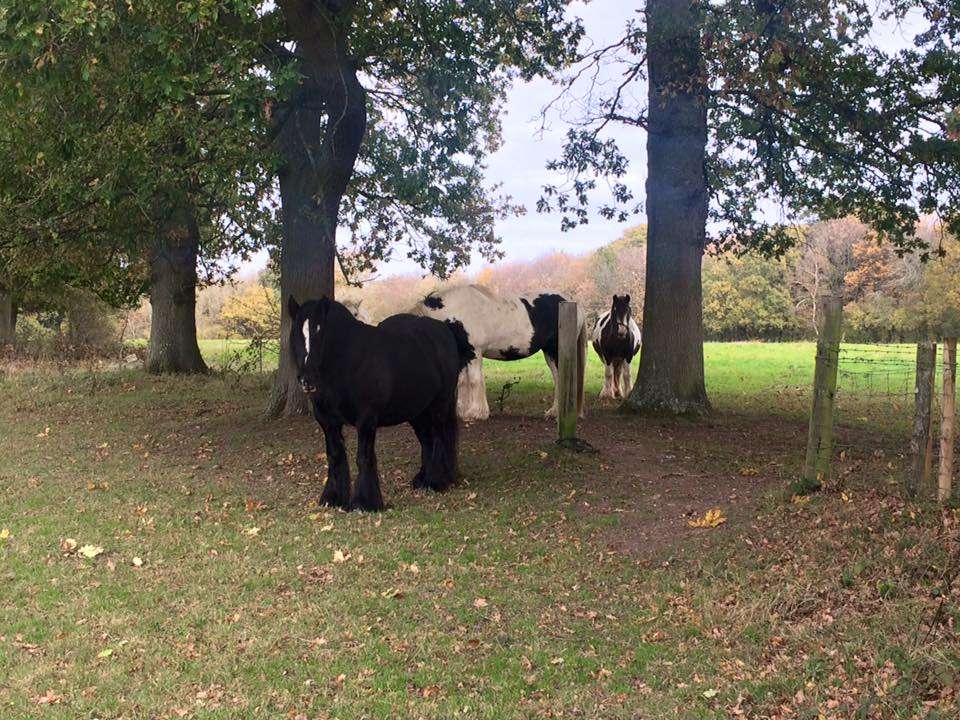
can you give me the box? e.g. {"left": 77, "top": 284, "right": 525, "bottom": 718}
{"left": 146, "top": 202, "right": 208, "bottom": 375}
{"left": 267, "top": 0, "right": 367, "bottom": 418}
{"left": 0, "top": 284, "right": 18, "bottom": 348}
{"left": 623, "top": 0, "right": 710, "bottom": 415}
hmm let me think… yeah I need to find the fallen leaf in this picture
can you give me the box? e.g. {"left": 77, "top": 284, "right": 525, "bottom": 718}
{"left": 0, "top": 527, "right": 10, "bottom": 541}
{"left": 333, "top": 549, "right": 350, "bottom": 563}
{"left": 703, "top": 688, "right": 719, "bottom": 699}
{"left": 243, "top": 526, "right": 260, "bottom": 537}
{"left": 132, "top": 556, "right": 144, "bottom": 568}
{"left": 60, "top": 538, "right": 78, "bottom": 552}
{"left": 688, "top": 508, "right": 727, "bottom": 528}
{"left": 407, "top": 563, "right": 420, "bottom": 575}
{"left": 473, "top": 597, "right": 488, "bottom": 609}
{"left": 550, "top": 657, "right": 564, "bottom": 665}
{"left": 35, "top": 688, "right": 62, "bottom": 705}
{"left": 78, "top": 544, "right": 104, "bottom": 559}
{"left": 97, "top": 648, "right": 113, "bottom": 659}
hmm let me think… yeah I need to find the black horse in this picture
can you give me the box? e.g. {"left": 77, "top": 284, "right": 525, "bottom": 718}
{"left": 288, "top": 296, "right": 474, "bottom": 511}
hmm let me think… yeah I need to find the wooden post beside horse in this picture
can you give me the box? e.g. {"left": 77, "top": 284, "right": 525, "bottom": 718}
{"left": 938, "top": 338, "right": 956, "bottom": 502}
{"left": 909, "top": 340, "right": 937, "bottom": 499}
{"left": 799, "top": 294, "right": 842, "bottom": 494}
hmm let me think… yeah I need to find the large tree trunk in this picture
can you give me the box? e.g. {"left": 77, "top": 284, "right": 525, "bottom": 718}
{"left": 0, "top": 285, "right": 17, "bottom": 348}
{"left": 146, "top": 203, "right": 208, "bottom": 375}
{"left": 623, "top": 0, "right": 710, "bottom": 415}
{"left": 267, "top": 0, "right": 367, "bottom": 418}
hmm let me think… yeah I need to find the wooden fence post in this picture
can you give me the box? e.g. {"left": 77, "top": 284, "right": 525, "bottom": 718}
{"left": 939, "top": 338, "right": 956, "bottom": 502}
{"left": 557, "top": 301, "right": 579, "bottom": 444}
{"left": 800, "top": 294, "right": 843, "bottom": 493}
{"left": 909, "top": 340, "right": 937, "bottom": 499}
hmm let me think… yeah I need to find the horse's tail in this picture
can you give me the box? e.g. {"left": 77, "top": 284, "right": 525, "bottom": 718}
{"left": 577, "top": 315, "right": 587, "bottom": 417}
{"left": 444, "top": 319, "right": 476, "bottom": 372}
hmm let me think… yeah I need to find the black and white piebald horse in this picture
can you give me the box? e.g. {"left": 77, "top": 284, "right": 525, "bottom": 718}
{"left": 410, "top": 284, "right": 587, "bottom": 421}
{"left": 288, "top": 296, "right": 474, "bottom": 512}
{"left": 592, "top": 294, "right": 641, "bottom": 399}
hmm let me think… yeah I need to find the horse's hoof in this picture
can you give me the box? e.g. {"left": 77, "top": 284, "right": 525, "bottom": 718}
{"left": 348, "top": 497, "right": 384, "bottom": 512}
{"left": 320, "top": 493, "right": 348, "bottom": 509}
{"left": 411, "top": 472, "right": 429, "bottom": 490}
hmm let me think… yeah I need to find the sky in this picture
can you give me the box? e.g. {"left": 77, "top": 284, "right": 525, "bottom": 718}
{"left": 241, "top": 1, "right": 927, "bottom": 281}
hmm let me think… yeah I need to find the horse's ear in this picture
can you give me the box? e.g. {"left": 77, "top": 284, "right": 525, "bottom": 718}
{"left": 287, "top": 295, "right": 300, "bottom": 319}
{"left": 625, "top": 294, "right": 630, "bottom": 304}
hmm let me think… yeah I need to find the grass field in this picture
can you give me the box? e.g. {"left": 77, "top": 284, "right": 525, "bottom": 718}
{"left": 201, "top": 338, "right": 918, "bottom": 415}
{"left": 1, "top": 344, "right": 957, "bottom": 718}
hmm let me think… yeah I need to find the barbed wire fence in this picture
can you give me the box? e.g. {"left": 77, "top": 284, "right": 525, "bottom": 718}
{"left": 837, "top": 343, "right": 919, "bottom": 403}
{"left": 798, "top": 294, "right": 956, "bottom": 501}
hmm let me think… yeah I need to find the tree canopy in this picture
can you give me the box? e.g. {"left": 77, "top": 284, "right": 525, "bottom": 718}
{"left": 539, "top": 1, "right": 960, "bottom": 255}
{"left": 0, "top": 0, "right": 280, "bottom": 306}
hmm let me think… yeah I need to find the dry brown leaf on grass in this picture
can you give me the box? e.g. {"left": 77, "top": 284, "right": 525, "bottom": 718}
{"left": 34, "top": 689, "right": 62, "bottom": 705}
{"left": 688, "top": 508, "right": 727, "bottom": 528}
{"left": 0, "top": 527, "right": 10, "bottom": 541}
{"left": 60, "top": 538, "right": 78, "bottom": 553}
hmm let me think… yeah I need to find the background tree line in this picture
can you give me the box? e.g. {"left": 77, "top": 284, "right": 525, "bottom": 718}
{"left": 12, "top": 215, "right": 943, "bottom": 357}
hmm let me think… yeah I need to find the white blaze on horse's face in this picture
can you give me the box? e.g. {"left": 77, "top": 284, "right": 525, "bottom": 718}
{"left": 302, "top": 319, "right": 311, "bottom": 362}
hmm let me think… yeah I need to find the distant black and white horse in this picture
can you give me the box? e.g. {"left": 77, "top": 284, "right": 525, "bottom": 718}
{"left": 592, "top": 294, "right": 641, "bottom": 399}
{"left": 410, "top": 284, "right": 587, "bottom": 421}
{"left": 288, "top": 296, "right": 474, "bottom": 511}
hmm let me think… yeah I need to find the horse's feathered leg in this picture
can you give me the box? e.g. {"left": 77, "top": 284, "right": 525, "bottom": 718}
{"left": 350, "top": 420, "right": 385, "bottom": 512}
{"left": 458, "top": 357, "right": 488, "bottom": 421}
{"left": 621, "top": 359, "right": 633, "bottom": 399}
{"left": 612, "top": 359, "right": 624, "bottom": 399}
{"left": 318, "top": 421, "right": 350, "bottom": 509}
{"left": 600, "top": 362, "right": 616, "bottom": 399}
{"left": 425, "top": 393, "right": 458, "bottom": 491}
{"left": 410, "top": 414, "right": 433, "bottom": 489}
{"left": 544, "top": 352, "right": 559, "bottom": 418}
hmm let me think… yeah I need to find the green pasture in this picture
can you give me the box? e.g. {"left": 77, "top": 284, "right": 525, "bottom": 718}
{"left": 1, "top": 343, "right": 956, "bottom": 719}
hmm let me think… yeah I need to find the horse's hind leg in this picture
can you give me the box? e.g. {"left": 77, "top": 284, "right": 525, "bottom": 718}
{"left": 426, "top": 393, "right": 459, "bottom": 491}
{"left": 318, "top": 421, "right": 350, "bottom": 509}
{"left": 410, "top": 414, "right": 433, "bottom": 490}
{"left": 350, "top": 420, "right": 385, "bottom": 512}
{"left": 544, "top": 351, "right": 560, "bottom": 417}
{"left": 457, "top": 357, "right": 489, "bottom": 421}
